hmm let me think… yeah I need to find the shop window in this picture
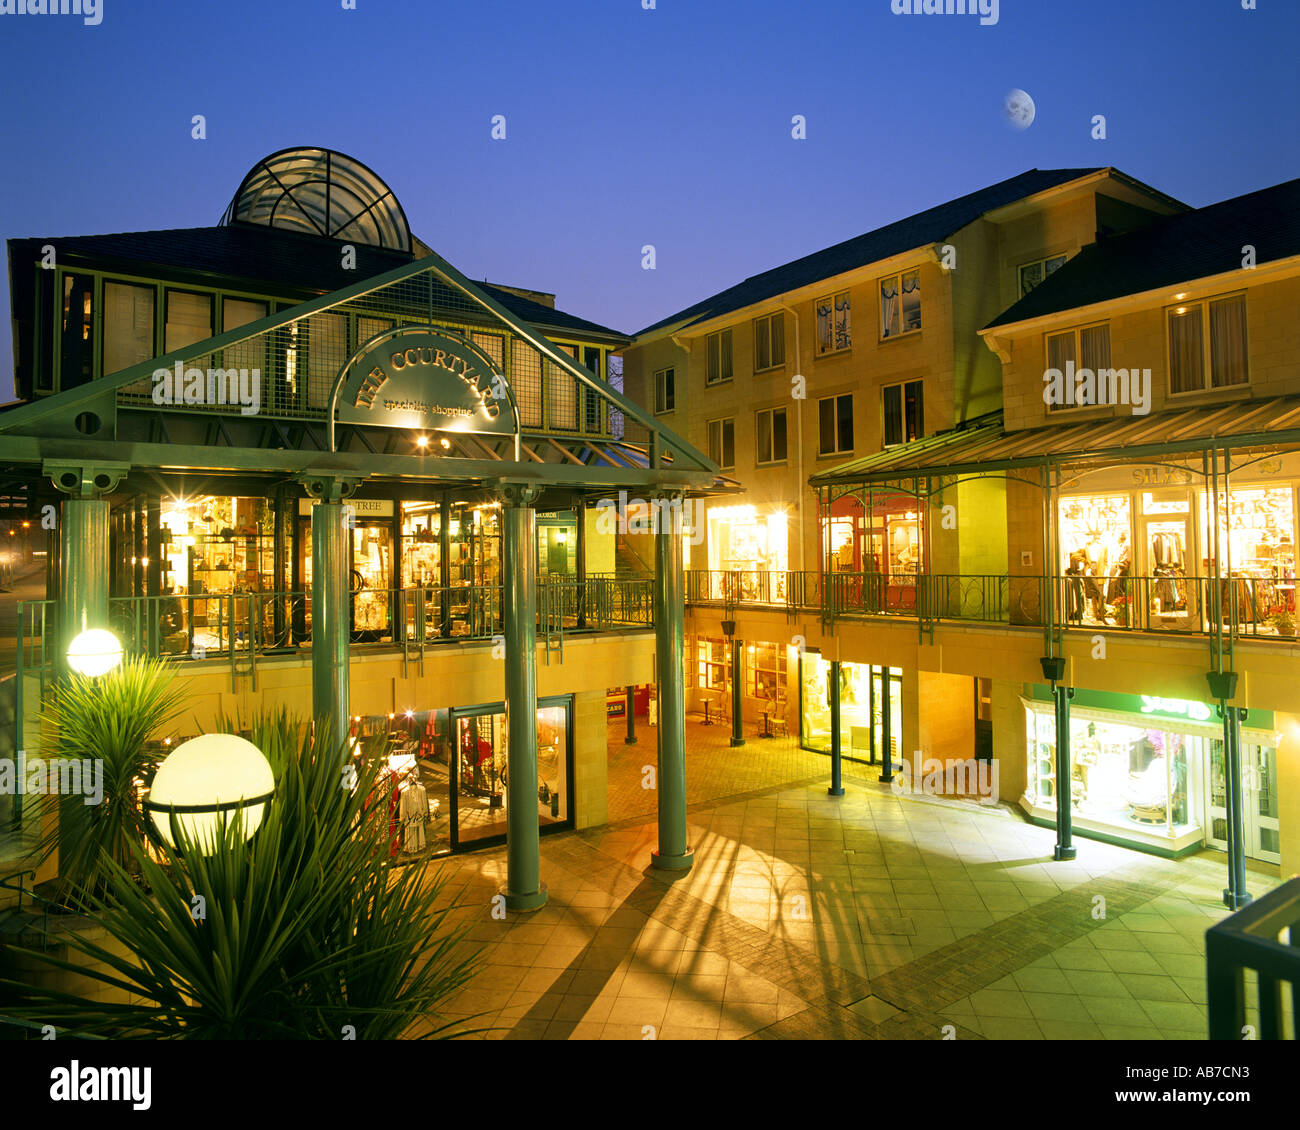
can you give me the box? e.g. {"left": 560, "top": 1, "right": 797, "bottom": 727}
{"left": 706, "top": 329, "right": 733, "bottom": 385}
{"left": 1168, "top": 294, "right": 1248, "bottom": 394}
{"left": 882, "top": 380, "right": 923, "bottom": 445}
{"left": 1202, "top": 485, "right": 1296, "bottom": 635}
{"left": 654, "top": 366, "right": 675, "bottom": 414}
{"left": 746, "top": 641, "right": 787, "bottom": 701}
{"left": 818, "top": 393, "right": 853, "bottom": 456}
{"left": 708, "top": 417, "right": 735, "bottom": 470}
{"left": 60, "top": 272, "right": 95, "bottom": 390}
{"left": 816, "top": 291, "right": 851, "bottom": 355}
{"left": 1058, "top": 494, "right": 1132, "bottom": 628}
{"left": 756, "top": 407, "right": 787, "bottom": 465}
{"left": 1045, "top": 323, "right": 1112, "bottom": 410}
{"left": 510, "top": 340, "right": 544, "bottom": 428}
{"left": 800, "top": 655, "right": 901, "bottom": 762}
{"left": 880, "top": 269, "right": 921, "bottom": 339}
{"left": 164, "top": 290, "right": 214, "bottom": 354}
{"left": 1019, "top": 253, "right": 1067, "bottom": 297}
{"left": 753, "top": 312, "right": 785, "bottom": 371}
{"left": 103, "top": 281, "right": 156, "bottom": 377}
{"left": 696, "top": 638, "right": 727, "bottom": 689}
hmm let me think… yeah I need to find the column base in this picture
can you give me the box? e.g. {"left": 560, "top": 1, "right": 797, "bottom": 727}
{"left": 827, "top": 787, "right": 845, "bottom": 797}
{"left": 1053, "top": 844, "right": 1077, "bottom": 861}
{"left": 1222, "top": 888, "right": 1253, "bottom": 911}
{"left": 729, "top": 737, "right": 746, "bottom": 748}
{"left": 650, "top": 847, "right": 694, "bottom": 872}
{"left": 625, "top": 738, "right": 637, "bottom": 746}
{"left": 502, "top": 883, "right": 549, "bottom": 912}
{"left": 878, "top": 772, "right": 894, "bottom": 784}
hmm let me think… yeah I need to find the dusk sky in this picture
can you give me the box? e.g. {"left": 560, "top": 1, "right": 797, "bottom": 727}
{"left": 1, "top": 0, "right": 1297, "bottom": 403}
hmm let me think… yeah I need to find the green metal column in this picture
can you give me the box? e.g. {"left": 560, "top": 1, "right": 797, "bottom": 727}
{"left": 729, "top": 637, "right": 745, "bottom": 747}
{"left": 59, "top": 496, "right": 110, "bottom": 658}
{"left": 625, "top": 685, "right": 637, "bottom": 745}
{"left": 1052, "top": 682, "right": 1077, "bottom": 861}
{"left": 652, "top": 492, "right": 693, "bottom": 871}
{"left": 879, "top": 669, "right": 894, "bottom": 784}
{"left": 1208, "top": 671, "right": 1251, "bottom": 910}
{"left": 303, "top": 475, "right": 355, "bottom": 752}
{"left": 502, "top": 483, "right": 547, "bottom": 910}
{"left": 828, "top": 659, "right": 845, "bottom": 796}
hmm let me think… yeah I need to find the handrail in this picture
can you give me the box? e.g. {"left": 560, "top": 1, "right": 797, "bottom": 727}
{"left": 1207, "top": 876, "right": 1300, "bottom": 1040}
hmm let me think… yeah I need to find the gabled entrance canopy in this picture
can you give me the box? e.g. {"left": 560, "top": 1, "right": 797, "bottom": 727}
{"left": 0, "top": 249, "right": 731, "bottom": 502}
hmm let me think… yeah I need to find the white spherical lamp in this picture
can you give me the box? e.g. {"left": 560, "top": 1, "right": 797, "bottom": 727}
{"left": 66, "top": 628, "right": 123, "bottom": 677}
{"left": 146, "top": 734, "right": 276, "bottom": 852}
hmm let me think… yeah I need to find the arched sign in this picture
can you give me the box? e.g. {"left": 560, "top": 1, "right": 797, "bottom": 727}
{"left": 331, "top": 325, "right": 519, "bottom": 438}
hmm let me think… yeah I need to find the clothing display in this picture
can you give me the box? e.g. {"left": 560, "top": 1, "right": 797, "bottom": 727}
{"left": 399, "top": 777, "right": 429, "bottom": 853}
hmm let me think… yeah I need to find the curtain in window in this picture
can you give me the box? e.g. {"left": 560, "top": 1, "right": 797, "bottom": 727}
{"left": 1047, "top": 332, "right": 1075, "bottom": 409}
{"left": 770, "top": 314, "right": 785, "bottom": 366}
{"left": 1020, "top": 262, "right": 1044, "bottom": 296}
{"left": 104, "top": 283, "right": 155, "bottom": 377}
{"left": 834, "top": 293, "right": 851, "bottom": 350}
{"left": 818, "top": 397, "right": 836, "bottom": 454}
{"left": 165, "top": 291, "right": 213, "bottom": 354}
{"left": 755, "top": 317, "right": 771, "bottom": 369}
{"left": 1209, "top": 296, "right": 1248, "bottom": 387}
{"left": 816, "top": 299, "right": 833, "bottom": 354}
{"left": 883, "top": 385, "right": 902, "bottom": 445}
{"left": 1168, "top": 307, "right": 1203, "bottom": 394}
{"left": 901, "top": 270, "right": 921, "bottom": 332}
{"left": 880, "top": 278, "right": 900, "bottom": 338}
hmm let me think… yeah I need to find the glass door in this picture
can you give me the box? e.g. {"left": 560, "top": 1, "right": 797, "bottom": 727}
{"left": 1204, "top": 739, "right": 1281, "bottom": 863}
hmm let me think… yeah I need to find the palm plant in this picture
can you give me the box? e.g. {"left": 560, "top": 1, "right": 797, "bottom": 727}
{"left": 3, "top": 713, "right": 483, "bottom": 1039}
{"left": 32, "top": 656, "right": 182, "bottom": 908}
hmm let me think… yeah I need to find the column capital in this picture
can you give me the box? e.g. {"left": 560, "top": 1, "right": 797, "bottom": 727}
{"left": 297, "top": 474, "right": 362, "bottom": 503}
{"left": 44, "top": 460, "right": 129, "bottom": 499}
{"left": 496, "top": 482, "right": 542, "bottom": 509}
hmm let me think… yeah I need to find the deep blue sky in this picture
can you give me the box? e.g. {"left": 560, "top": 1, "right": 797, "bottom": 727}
{"left": 1, "top": 0, "right": 1297, "bottom": 402}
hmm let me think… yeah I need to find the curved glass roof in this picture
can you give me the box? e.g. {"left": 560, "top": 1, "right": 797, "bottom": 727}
{"left": 221, "top": 147, "right": 412, "bottom": 253}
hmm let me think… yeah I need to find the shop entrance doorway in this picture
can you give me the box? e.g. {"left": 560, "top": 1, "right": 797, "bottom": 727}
{"left": 1205, "top": 740, "right": 1281, "bottom": 864}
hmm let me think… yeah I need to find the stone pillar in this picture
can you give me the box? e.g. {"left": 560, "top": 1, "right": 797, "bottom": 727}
{"left": 502, "top": 483, "right": 547, "bottom": 910}
{"left": 652, "top": 492, "right": 693, "bottom": 871}
{"left": 303, "top": 475, "right": 356, "bottom": 751}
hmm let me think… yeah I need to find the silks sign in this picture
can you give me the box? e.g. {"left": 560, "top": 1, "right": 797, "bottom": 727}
{"left": 332, "top": 326, "right": 518, "bottom": 435}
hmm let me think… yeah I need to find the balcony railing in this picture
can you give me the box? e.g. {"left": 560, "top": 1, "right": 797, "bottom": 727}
{"left": 1207, "top": 876, "right": 1299, "bottom": 1040}
{"left": 684, "top": 568, "right": 1298, "bottom": 641}
{"left": 15, "top": 577, "right": 655, "bottom": 678}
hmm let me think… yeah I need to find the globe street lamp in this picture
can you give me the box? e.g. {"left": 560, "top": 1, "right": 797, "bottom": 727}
{"left": 145, "top": 733, "right": 276, "bottom": 852}
{"left": 66, "top": 628, "right": 124, "bottom": 678}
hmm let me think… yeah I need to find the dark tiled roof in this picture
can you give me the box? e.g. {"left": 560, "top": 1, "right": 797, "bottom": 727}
{"left": 633, "top": 168, "right": 1108, "bottom": 337}
{"left": 6, "top": 223, "right": 627, "bottom": 341}
{"left": 986, "top": 177, "right": 1300, "bottom": 329}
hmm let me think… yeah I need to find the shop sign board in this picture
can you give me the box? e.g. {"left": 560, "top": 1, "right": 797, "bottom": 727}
{"left": 298, "top": 498, "right": 394, "bottom": 517}
{"left": 332, "top": 326, "right": 518, "bottom": 436}
{"left": 1030, "top": 685, "right": 1273, "bottom": 729}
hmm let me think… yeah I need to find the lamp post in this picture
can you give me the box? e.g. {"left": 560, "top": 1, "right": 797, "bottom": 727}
{"left": 145, "top": 733, "right": 276, "bottom": 852}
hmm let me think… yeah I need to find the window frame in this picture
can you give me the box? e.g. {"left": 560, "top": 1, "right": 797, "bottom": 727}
{"left": 654, "top": 366, "right": 675, "bottom": 415}
{"left": 101, "top": 277, "right": 158, "bottom": 379}
{"left": 879, "top": 268, "right": 922, "bottom": 341}
{"left": 752, "top": 311, "right": 786, "bottom": 373}
{"left": 707, "top": 416, "right": 736, "bottom": 471}
{"left": 817, "top": 393, "right": 854, "bottom": 457}
{"left": 1165, "top": 292, "right": 1250, "bottom": 398}
{"left": 1018, "top": 253, "right": 1069, "bottom": 298}
{"left": 881, "top": 379, "right": 925, "bottom": 446}
{"left": 1042, "top": 321, "right": 1113, "bottom": 413}
{"left": 755, "top": 406, "right": 788, "bottom": 467}
{"left": 706, "top": 328, "right": 734, "bottom": 386}
{"left": 815, "top": 290, "right": 852, "bottom": 357}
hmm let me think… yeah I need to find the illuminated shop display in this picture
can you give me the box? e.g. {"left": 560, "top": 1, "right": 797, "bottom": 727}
{"left": 1058, "top": 481, "right": 1296, "bottom": 633}
{"left": 799, "top": 654, "right": 901, "bottom": 762}
{"left": 1022, "top": 688, "right": 1280, "bottom": 861}
{"left": 707, "top": 504, "right": 788, "bottom": 599}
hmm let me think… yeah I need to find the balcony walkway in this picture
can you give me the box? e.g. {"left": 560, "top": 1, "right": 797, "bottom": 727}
{"left": 419, "top": 741, "right": 1284, "bottom": 1041}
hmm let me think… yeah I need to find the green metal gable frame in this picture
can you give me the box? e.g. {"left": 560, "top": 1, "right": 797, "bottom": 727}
{"left": 0, "top": 249, "right": 721, "bottom": 492}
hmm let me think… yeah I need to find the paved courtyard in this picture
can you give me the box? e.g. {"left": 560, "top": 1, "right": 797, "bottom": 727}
{"left": 422, "top": 719, "right": 1285, "bottom": 1040}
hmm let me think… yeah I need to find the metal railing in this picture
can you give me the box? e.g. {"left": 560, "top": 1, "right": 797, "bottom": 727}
{"left": 17, "top": 576, "right": 657, "bottom": 678}
{"left": 1207, "top": 877, "right": 1299, "bottom": 1040}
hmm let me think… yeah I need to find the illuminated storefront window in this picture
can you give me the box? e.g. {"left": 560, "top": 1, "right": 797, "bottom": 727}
{"left": 1022, "top": 688, "right": 1280, "bottom": 861}
{"left": 707, "top": 504, "right": 788, "bottom": 599}
{"left": 799, "top": 654, "right": 901, "bottom": 762}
